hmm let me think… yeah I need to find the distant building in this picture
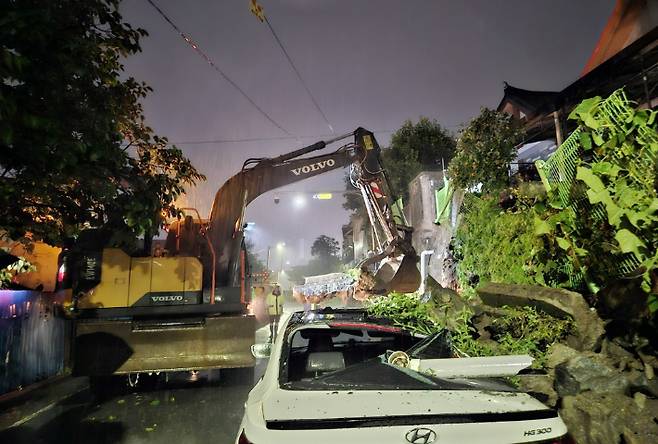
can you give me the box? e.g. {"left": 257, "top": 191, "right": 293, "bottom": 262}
{"left": 341, "top": 212, "right": 374, "bottom": 266}
{"left": 499, "top": 0, "right": 657, "bottom": 161}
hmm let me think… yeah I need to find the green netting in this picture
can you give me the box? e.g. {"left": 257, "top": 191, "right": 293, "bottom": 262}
{"left": 534, "top": 89, "right": 652, "bottom": 281}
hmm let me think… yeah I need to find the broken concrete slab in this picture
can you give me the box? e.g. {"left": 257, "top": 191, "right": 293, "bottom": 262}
{"left": 476, "top": 282, "right": 605, "bottom": 351}
{"left": 554, "top": 352, "right": 630, "bottom": 397}
{"left": 518, "top": 375, "right": 557, "bottom": 407}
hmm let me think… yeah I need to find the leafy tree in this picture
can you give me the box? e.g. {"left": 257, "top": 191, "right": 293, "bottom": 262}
{"left": 301, "top": 235, "right": 341, "bottom": 276}
{"left": 244, "top": 238, "right": 266, "bottom": 273}
{"left": 448, "top": 108, "right": 524, "bottom": 192}
{"left": 311, "top": 235, "right": 340, "bottom": 259}
{"left": 0, "top": 0, "right": 204, "bottom": 248}
{"left": 342, "top": 174, "right": 364, "bottom": 214}
{"left": 382, "top": 117, "right": 456, "bottom": 200}
{"left": 0, "top": 250, "right": 35, "bottom": 289}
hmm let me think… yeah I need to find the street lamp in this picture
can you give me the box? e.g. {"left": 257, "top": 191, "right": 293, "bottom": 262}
{"left": 293, "top": 195, "right": 306, "bottom": 208}
{"left": 275, "top": 242, "right": 286, "bottom": 281}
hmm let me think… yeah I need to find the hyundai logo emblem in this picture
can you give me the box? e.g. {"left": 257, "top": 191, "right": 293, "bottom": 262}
{"left": 405, "top": 427, "right": 437, "bottom": 444}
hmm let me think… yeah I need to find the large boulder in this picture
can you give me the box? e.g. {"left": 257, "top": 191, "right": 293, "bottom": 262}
{"left": 597, "top": 277, "right": 649, "bottom": 322}
{"left": 518, "top": 375, "right": 558, "bottom": 407}
{"left": 560, "top": 391, "right": 658, "bottom": 444}
{"left": 428, "top": 278, "right": 471, "bottom": 331}
{"left": 554, "top": 353, "right": 630, "bottom": 397}
{"left": 477, "top": 282, "right": 605, "bottom": 351}
{"left": 546, "top": 343, "right": 580, "bottom": 369}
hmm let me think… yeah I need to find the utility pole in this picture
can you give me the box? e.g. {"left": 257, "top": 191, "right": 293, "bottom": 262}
{"left": 553, "top": 110, "right": 564, "bottom": 146}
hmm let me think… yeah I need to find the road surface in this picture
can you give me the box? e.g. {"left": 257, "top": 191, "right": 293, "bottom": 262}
{"left": 0, "top": 326, "right": 271, "bottom": 444}
{"left": 0, "top": 303, "right": 323, "bottom": 444}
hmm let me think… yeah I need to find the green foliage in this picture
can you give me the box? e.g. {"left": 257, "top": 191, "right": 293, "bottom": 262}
{"left": 366, "top": 293, "right": 571, "bottom": 369}
{"left": 0, "top": 0, "right": 204, "bottom": 247}
{"left": 244, "top": 239, "right": 266, "bottom": 273}
{"left": 488, "top": 305, "right": 573, "bottom": 368}
{"left": 534, "top": 91, "right": 657, "bottom": 310}
{"left": 366, "top": 292, "right": 442, "bottom": 336}
{"left": 448, "top": 108, "right": 524, "bottom": 192}
{"left": 381, "top": 117, "right": 455, "bottom": 200}
{"left": 311, "top": 235, "right": 340, "bottom": 259}
{"left": 0, "top": 253, "right": 35, "bottom": 289}
{"left": 342, "top": 174, "right": 366, "bottom": 215}
{"left": 287, "top": 235, "right": 342, "bottom": 283}
{"left": 454, "top": 195, "right": 565, "bottom": 299}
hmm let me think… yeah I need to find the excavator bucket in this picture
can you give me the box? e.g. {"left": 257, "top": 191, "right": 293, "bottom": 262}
{"left": 373, "top": 254, "right": 421, "bottom": 294}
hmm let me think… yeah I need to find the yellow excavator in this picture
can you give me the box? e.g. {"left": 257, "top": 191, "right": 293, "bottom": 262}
{"left": 60, "top": 128, "right": 420, "bottom": 382}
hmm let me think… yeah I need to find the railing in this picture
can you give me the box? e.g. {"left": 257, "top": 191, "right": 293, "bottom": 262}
{"left": 535, "top": 89, "right": 657, "bottom": 280}
{"left": 0, "top": 291, "right": 72, "bottom": 395}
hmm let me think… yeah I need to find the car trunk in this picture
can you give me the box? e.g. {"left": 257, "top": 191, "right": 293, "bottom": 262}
{"left": 256, "top": 389, "right": 567, "bottom": 443}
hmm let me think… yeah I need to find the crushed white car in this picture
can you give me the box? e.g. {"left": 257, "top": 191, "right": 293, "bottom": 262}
{"left": 236, "top": 308, "right": 569, "bottom": 444}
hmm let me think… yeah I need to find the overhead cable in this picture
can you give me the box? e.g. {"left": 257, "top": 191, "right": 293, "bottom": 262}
{"left": 171, "top": 130, "right": 397, "bottom": 146}
{"left": 263, "top": 15, "right": 335, "bottom": 133}
{"left": 144, "top": 0, "right": 292, "bottom": 136}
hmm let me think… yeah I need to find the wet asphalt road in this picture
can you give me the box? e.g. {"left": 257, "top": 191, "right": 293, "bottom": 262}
{"left": 0, "top": 310, "right": 298, "bottom": 444}
{"left": 0, "top": 363, "right": 267, "bottom": 444}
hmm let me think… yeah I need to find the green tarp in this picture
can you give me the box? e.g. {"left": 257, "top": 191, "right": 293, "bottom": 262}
{"left": 392, "top": 197, "right": 405, "bottom": 225}
{"left": 434, "top": 179, "right": 453, "bottom": 225}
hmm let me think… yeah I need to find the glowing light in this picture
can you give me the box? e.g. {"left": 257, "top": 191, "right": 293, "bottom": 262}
{"left": 313, "top": 193, "right": 333, "bottom": 200}
{"left": 293, "top": 195, "right": 306, "bottom": 208}
{"left": 57, "top": 264, "right": 66, "bottom": 283}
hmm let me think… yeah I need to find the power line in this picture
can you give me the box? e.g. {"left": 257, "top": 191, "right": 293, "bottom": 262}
{"left": 170, "top": 129, "right": 398, "bottom": 146}
{"left": 169, "top": 123, "right": 465, "bottom": 146}
{"left": 144, "top": 0, "right": 292, "bottom": 136}
{"left": 263, "top": 15, "right": 334, "bottom": 133}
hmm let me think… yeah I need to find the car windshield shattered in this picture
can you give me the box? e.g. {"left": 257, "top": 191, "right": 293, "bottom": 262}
{"left": 280, "top": 314, "right": 516, "bottom": 392}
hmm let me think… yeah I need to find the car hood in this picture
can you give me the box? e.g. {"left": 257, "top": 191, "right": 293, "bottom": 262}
{"left": 262, "top": 388, "right": 554, "bottom": 425}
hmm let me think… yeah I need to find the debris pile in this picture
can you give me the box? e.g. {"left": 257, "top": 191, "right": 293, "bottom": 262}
{"left": 373, "top": 281, "right": 658, "bottom": 442}
{"left": 472, "top": 283, "right": 658, "bottom": 444}
{"left": 292, "top": 272, "right": 356, "bottom": 304}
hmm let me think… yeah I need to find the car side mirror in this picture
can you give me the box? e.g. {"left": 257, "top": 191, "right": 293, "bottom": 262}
{"left": 251, "top": 343, "right": 271, "bottom": 359}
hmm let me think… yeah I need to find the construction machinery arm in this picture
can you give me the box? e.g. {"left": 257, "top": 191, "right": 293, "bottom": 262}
{"left": 203, "top": 128, "right": 420, "bottom": 293}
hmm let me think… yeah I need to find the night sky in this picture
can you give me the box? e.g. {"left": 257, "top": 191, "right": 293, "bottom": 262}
{"left": 120, "top": 0, "right": 614, "bottom": 265}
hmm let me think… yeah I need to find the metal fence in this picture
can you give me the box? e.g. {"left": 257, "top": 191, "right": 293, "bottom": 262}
{"left": 535, "top": 89, "right": 657, "bottom": 281}
{"left": 0, "top": 291, "right": 72, "bottom": 395}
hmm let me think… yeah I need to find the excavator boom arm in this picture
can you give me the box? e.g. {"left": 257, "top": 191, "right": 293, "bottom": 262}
{"left": 181, "top": 128, "right": 419, "bottom": 295}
